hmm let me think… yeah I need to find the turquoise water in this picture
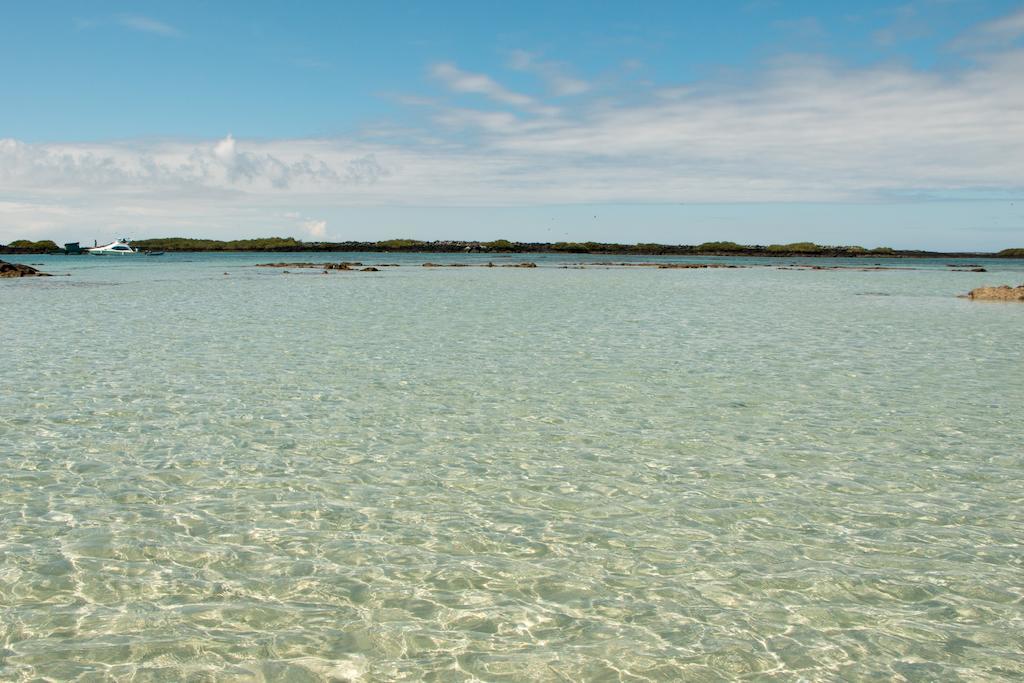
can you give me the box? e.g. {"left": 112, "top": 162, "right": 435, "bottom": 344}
{"left": 2, "top": 253, "right": 1023, "bottom": 681}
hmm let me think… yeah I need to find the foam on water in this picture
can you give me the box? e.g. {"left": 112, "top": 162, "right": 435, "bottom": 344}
{"left": 1, "top": 253, "right": 1023, "bottom": 680}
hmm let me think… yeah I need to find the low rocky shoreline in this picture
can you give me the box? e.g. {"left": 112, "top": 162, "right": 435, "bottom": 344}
{"left": 7, "top": 237, "right": 1024, "bottom": 259}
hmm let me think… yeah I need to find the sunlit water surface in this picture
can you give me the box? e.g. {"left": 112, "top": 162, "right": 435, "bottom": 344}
{"left": 2, "top": 253, "right": 1023, "bottom": 681}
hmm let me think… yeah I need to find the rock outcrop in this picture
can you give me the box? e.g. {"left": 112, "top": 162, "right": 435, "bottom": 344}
{"left": 0, "top": 260, "right": 51, "bottom": 277}
{"left": 966, "top": 285, "right": 1024, "bottom": 301}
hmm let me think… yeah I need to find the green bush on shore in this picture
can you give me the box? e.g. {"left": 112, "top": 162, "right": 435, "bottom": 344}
{"left": 997, "top": 248, "right": 1024, "bottom": 257}
{"left": 131, "top": 237, "right": 304, "bottom": 251}
{"left": 6, "top": 239, "right": 61, "bottom": 253}
{"left": 549, "top": 242, "right": 595, "bottom": 253}
{"left": 766, "top": 242, "right": 825, "bottom": 253}
{"left": 375, "top": 239, "right": 425, "bottom": 249}
{"left": 697, "top": 241, "right": 747, "bottom": 252}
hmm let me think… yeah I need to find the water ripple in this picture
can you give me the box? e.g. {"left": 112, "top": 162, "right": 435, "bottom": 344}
{"left": 1, "top": 259, "right": 1022, "bottom": 680}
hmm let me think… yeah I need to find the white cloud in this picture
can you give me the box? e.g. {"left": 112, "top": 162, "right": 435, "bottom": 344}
{"left": 213, "top": 133, "right": 236, "bottom": 162}
{"left": 507, "top": 50, "right": 590, "bottom": 96}
{"left": 116, "top": 14, "right": 182, "bottom": 37}
{"left": 429, "top": 62, "right": 560, "bottom": 116}
{"left": 304, "top": 219, "right": 327, "bottom": 238}
{"left": 951, "top": 7, "right": 1024, "bottom": 50}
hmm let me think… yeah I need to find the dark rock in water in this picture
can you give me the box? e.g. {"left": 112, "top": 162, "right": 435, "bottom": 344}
{"left": 0, "top": 260, "right": 51, "bottom": 277}
{"left": 502, "top": 262, "right": 538, "bottom": 268}
{"left": 361, "top": 267, "right": 380, "bottom": 272}
{"left": 966, "top": 284, "right": 1024, "bottom": 301}
{"left": 258, "top": 262, "right": 358, "bottom": 270}
{"left": 971, "top": 267, "right": 987, "bottom": 272}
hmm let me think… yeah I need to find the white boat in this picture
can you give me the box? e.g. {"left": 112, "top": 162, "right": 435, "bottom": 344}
{"left": 86, "top": 238, "right": 138, "bottom": 255}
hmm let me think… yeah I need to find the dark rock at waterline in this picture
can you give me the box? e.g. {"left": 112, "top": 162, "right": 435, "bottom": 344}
{"left": 0, "top": 260, "right": 51, "bottom": 277}
{"left": 502, "top": 262, "right": 538, "bottom": 268}
{"left": 361, "top": 267, "right": 380, "bottom": 272}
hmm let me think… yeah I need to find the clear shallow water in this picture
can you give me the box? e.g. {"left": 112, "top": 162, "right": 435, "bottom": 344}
{"left": 2, "top": 253, "right": 1023, "bottom": 681}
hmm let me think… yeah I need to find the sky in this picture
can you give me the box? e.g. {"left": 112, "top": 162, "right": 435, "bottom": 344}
{"left": 1, "top": 0, "right": 1023, "bottom": 250}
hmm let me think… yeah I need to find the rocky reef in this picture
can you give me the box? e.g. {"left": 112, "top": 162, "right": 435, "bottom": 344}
{"left": 966, "top": 285, "right": 1024, "bottom": 301}
{"left": 257, "top": 262, "right": 379, "bottom": 271}
{"left": 0, "top": 260, "right": 51, "bottom": 278}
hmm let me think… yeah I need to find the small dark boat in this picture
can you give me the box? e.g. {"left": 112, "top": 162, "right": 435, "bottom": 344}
{"left": 144, "top": 251, "right": 165, "bottom": 256}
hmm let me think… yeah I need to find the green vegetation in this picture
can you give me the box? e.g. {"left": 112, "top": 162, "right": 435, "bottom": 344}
{"left": 630, "top": 243, "right": 689, "bottom": 255}
{"left": 375, "top": 239, "right": 426, "bottom": 249}
{"left": 6, "top": 239, "right": 61, "bottom": 253}
{"left": 549, "top": 242, "right": 599, "bottom": 253}
{"left": 871, "top": 247, "right": 895, "bottom": 255}
{"left": 483, "top": 239, "right": 516, "bottom": 251}
{"left": 131, "top": 237, "right": 304, "bottom": 251}
{"left": 697, "top": 241, "right": 747, "bottom": 252}
{"left": 766, "top": 242, "right": 825, "bottom": 253}
{"left": 996, "top": 248, "right": 1024, "bottom": 257}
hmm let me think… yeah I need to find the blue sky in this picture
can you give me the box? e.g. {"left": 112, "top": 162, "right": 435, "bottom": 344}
{"left": 2, "top": 0, "right": 1023, "bottom": 249}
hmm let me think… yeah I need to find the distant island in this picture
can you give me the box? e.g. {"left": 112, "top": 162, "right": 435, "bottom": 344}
{"left": 2, "top": 237, "right": 1023, "bottom": 258}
